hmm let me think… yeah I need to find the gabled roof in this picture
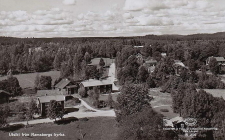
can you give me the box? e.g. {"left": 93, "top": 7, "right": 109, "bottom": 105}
{"left": 174, "top": 60, "right": 186, "bottom": 67}
{"left": 134, "top": 46, "right": 144, "bottom": 48}
{"left": 36, "top": 90, "right": 64, "bottom": 97}
{"left": 208, "top": 56, "right": 225, "bottom": 62}
{"left": 55, "top": 79, "right": 71, "bottom": 89}
{"left": 214, "top": 57, "right": 225, "bottom": 62}
{"left": 37, "top": 95, "right": 65, "bottom": 103}
{"left": 145, "top": 59, "right": 157, "bottom": 64}
{"left": 201, "top": 89, "right": 225, "bottom": 100}
{"left": 80, "top": 79, "right": 112, "bottom": 87}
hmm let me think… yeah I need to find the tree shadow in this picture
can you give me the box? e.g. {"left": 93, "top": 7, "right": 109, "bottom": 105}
{"left": 0, "top": 124, "right": 25, "bottom": 132}
{"left": 64, "top": 108, "right": 79, "bottom": 114}
{"left": 54, "top": 117, "right": 79, "bottom": 125}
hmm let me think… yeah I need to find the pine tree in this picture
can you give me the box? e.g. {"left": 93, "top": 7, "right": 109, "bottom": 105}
{"left": 84, "top": 52, "right": 91, "bottom": 63}
{"left": 107, "top": 93, "right": 114, "bottom": 108}
{"left": 34, "top": 74, "right": 40, "bottom": 90}
{"left": 53, "top": 52, "right": 61, "bottom": 70}
{"left": 99, "top": 58, "right": 105, "bottom": 67}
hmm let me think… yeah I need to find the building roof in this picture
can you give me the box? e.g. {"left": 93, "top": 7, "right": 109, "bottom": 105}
{"left": 214, "top": 57, "right": 225, "bottom": 62}
{"left": 145, "top": 59, "right": 157, "bottom": 64}
{"left": 201, "top": 89, "right": 225, "bottom": 100}
{"left": 36, "top": 90, "right": 64, "bottom": 97}
{"left": 174, "top": 60, "right": 186, "bottom": 67}
{"left": 80, "top": 79, "right": 112, "bottom": 87}
{"left": 161, "top": 53, "right": 167, "bottom": 57}
{"left": 88, "top": 58, "right": 114, "bottom": 67}
{"left": 0, "top": 90, "right": 11, "bottom": 96}
{"left": 133, "top": 46, "right": 144, "bottom": 48}
{"left": 37, "top": 95, "right": 65, "bottom": 103}
{"left": 55, "top": 79, "right": 71, "bottom": 89}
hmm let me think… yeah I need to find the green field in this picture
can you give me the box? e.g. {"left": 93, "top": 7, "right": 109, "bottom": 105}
{"left": 149, "top": 88, "right": 178, "bottom": 119}
{"left": 0, "top": 71, "right": 60, "bottom": 89}
{"left": 0, "top": 117, "right": 118, "bottom": 140}
{"left": 149, "top": 88, "right": 172, "bottom": 107}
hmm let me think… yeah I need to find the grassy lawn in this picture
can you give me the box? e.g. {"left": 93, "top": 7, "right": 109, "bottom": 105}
{"left": 99, "top": 94, "right": 118, "bottom": 102}
{"left": 0, "top": 71, "right": 60, "bottom": 89}
{"left": 149, "top": 88, "right": 178, "bottom": 119}
{"left": 0, "top": 117, "right": 118, "bottom": 140}
{"left": 82, "top": 93, "right": 118, "bottom": 110}
{"left": 149, "top": 88, "right": 172, "bottom": 107}
{"left": 153, "top": 106, "right": 178, "bottom": 119}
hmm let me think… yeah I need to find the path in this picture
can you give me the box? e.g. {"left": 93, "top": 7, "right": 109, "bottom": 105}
{"left": 152, "top": 105, "right": 171, "bottom": 108}
{"left": 108, "top": 63, "right": 119, "bottom": 91}
{"left": 9, "top": 99, "right": 116, "bottom": 126}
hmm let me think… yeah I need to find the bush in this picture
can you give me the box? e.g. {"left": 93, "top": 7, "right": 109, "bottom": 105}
{"left": 54, "top": 117, "right": 78, "bottom": 125}
{"left": 160, "top": 109, "right": 169, "bottom": 112}
{"left": 79, "top": 117, "right": 89, "bottom": 121}
{"left": 98, "top": 100, "right": 107, "bottom": 108}
{"left": 0, "top": 124, "right": 25, "bottom": 132}
{"left": 78, "top": 87, "right": 87, "bottom": 98}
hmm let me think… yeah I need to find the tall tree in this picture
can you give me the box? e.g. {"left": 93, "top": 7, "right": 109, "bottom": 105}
{"left": 0, "top": 105, "right": 10, "bottom": 127}
{"left": 99, "top": 58, "right": 105, "bottom": 67}
{"left": 115, "top": 84, "right": 152, "bottom": 121}
{"left": 84, "top": 52, "right": 91, "bottom": 64}
{"left": 53, "top": 52, "right": 61, "bottom": 70}
{"left": 209, "top": 57, "right": 219, "bottom": 75}
{"left": 26, "top": 99, "right": 38, "bottom": 125}
{"left": 47, "top": 100, "right": 64, "bottom": 121}
{"left": 34, "top": 74, "right": 40, "bottom": 90}
{"left": 137, "top": 66, "right": 148, "bottom": 83}
{"left": 38, "top": 76, "right": 52, "bottom": 90}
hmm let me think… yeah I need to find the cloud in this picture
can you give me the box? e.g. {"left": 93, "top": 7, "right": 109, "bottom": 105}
{"left": 1, "top": 0, "right": 225, "bottom": 37}
{"left": 62, "top": 0, "right": 76, "bottom": 5}
{"left": 124, "top": 0, "right": 168, "bottom": 11}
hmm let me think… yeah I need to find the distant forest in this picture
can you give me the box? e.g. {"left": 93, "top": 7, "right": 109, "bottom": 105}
{"left": 0, "top": 32, "right": 225, "bottom": 77}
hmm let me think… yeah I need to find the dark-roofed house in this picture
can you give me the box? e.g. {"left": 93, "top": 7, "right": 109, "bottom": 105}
{"left": 80, "top": 79, "right": 112, "bottom": 94}
{"left": 37, "top": 95, "right": 65, "bottom": 116}
{"left": 54, "top": 79, "right": 79, "bottom": 94}
{"left": 0, "top": 90, "right": 11, "bottom": 104}
{"left": 206, "top": 56, "right": 225, "bottom": 73}
{"left": 88, "top": 58, "right": 114, "bottom": 68}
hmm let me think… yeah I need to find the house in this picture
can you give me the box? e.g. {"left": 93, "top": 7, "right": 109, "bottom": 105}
{"left": 88, "top": 58, "right": 114, "bottom": 68}
{"left": 80, "top": 79, "right": 112, "bottom": 94}
{"left": 173, "top": 60, "right": 188, "bottom": 75}
{"left": 144, "top": 59, "right": 157, "bottom": 67}
{"left": 206, "top": 56, "right": 225, "bottom": 65}
{"left": 37, "top": 95, "right": 65, "bottom": 116}
{"left": 0, "top": 90, "right": 11, "bottom": 104}
{"left": 161, "top": 53, "right": 167, "bottom": 58}
{"left": 206, "top": 56, "right": 225, "bottom": 73}
{"left": 143, "top": 59, "right": 157, "bottom": 73}
{"left": 54, "top": 79, "right": 79, "bottom": 94}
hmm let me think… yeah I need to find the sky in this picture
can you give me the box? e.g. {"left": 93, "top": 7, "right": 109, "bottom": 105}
{"left": 0, "top": 0, "right": 225, "bottom": 37}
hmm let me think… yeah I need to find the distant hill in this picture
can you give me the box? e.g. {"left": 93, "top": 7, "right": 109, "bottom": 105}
{"left": 1, "top": 32, "right": 225, "bottom": 43}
